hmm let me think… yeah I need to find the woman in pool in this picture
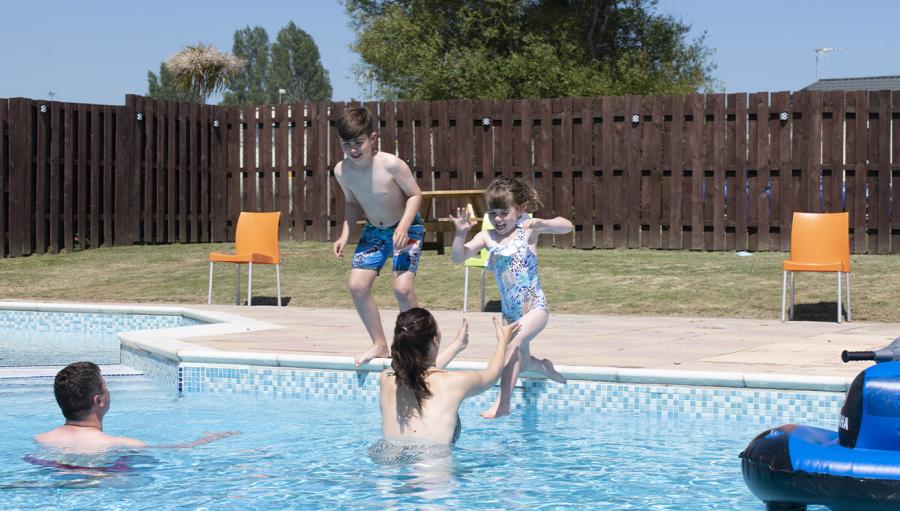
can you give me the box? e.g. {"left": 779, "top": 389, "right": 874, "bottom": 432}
{"left": 373, "top": 308, "right": 518, "bottom": 459}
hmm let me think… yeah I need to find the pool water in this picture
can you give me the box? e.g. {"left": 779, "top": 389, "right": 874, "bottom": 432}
{"left": 0, "top": 376, "right": 832, "bottom": 510}
{"left": 0, "top": 311, "right": 202, "bottom": 367}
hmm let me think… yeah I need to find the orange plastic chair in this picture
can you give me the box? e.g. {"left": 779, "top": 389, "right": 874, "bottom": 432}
{"left": 208, "top": 212, "right": 281, "bottom": 306}
{"left": 781, "top": 212, "right": 850, "bottom": 323}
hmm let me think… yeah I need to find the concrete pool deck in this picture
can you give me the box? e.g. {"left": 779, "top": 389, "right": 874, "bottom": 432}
{"left": 181, "top": 304, "right": 899, "bottom": 380}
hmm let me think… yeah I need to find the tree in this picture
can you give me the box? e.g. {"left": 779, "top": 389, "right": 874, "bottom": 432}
{"left": 343, "top": 0, "right": 716, "bottom": 100}
{"left": 221, "top": 26, "right": 271, "bottom": 105}
{"left": 269, "top": 21, "right": 333, "bottom": 102}
{"left": 165, "top": 43, "right": 245, "bottom": 104}
{"left": 147, "top": 63, "right": 202, "bottom": 103}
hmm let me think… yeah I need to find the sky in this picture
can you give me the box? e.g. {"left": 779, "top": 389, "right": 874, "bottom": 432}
{"left": 1, "top": 0, "right": 898, "bottom": 106}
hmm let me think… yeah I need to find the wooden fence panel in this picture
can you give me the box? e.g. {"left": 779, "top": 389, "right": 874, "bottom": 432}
{"left": 89, "top": 105, "right": 100, "bottom": 249}
{"left": 76, "top": 105, "right": 88, "bottom": 250}
{"left": 0, "top": 99, "right": 7, "bottom": 257}
{"left": 273, "top": 104, "right": 289, "bottom": 240}
{"left": 771, "top": 91, "right": 790, "bottom": 251}
{"left": 34, "top": 100, "right": 49, "bottom": 254}
{"left": 848, "top": 91, "right": 868, "bottom": 252}
{"left": 711, "top": 93, "right": 726, "bottom": 250}
{"left": 242, "top": 106, "right": 257, "bottom": 212}
{"left": 102, "top": 105, "right": 114, "bottom": 247}
{"left": 329, "top": 102, "right": 348, "bottom": 241}
{"left": 553, "top": 98, "right": 573, "bottom": 248}
{"left": 288, "top": 104, "right": 304, "bottom": 240}
{"left": 892, "top": 91, "right": 900, "bottom": 253}
{"left": 874, "top": 90, "right": 891, "bottom": 254}
{"left": 666, "top": 96, "right": 683, "bottom": 249}
{"left": 685, "top": 94, "right": 703, "bottom": 250}
{"left": 624, "top": 96, "right": 641, "bottom": 248}
{"left": 573, "top": 98, "right": 594, "bottom": 248}
{"left": 609, "top": 96, "right": 626, "bottom": 248}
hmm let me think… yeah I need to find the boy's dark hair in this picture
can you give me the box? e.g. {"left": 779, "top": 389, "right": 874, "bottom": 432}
{"left": 391, "top": 308, "right": 438, "bottom": 413}
{"left": 484, "top": 176, "right": 543, "bottom": 212}
{"left": 54, "top": 362, "right": 103, "bottom": 421}
{"left": 336, "top": 106, "right": 376, "bottom": 140}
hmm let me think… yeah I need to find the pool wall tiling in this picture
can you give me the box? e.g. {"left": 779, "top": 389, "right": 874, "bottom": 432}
{"left": 122, "top": 346, "right": 844, "bottom": 426}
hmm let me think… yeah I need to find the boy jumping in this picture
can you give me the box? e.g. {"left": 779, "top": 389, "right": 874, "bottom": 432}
{"left": 332, "top": 107, "right": 424, "bottom": 366}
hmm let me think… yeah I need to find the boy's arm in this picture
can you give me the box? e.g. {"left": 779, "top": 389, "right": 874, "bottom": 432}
{"left": 334, "top": 169, "right": 363, "bottom": 258}
{"left": 523, "top": 216, "right": 574, "bottom": 235}
{"left": 388, "top": 159, "right": 423, "bottom": 248}
{"left": 435, "top": 319, "right": 469, "bottom": 369}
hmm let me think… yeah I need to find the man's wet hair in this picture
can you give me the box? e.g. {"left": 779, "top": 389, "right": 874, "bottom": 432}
{"left": 54, "top": 361, "right": 103, "bottom": 421}
{"left": 337, "top": 106, "right": 376, "bottom": 141}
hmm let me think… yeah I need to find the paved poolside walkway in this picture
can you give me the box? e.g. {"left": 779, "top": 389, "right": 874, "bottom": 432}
{"left": 183, "top": 305, "right": 900, "bottom": 379}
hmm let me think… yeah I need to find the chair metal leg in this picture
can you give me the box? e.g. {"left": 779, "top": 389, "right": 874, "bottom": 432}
{"left": 846, "top": 273, "right": 851, "bottom": 322}
{"left": 781, "top": 271, "right": 787, "bottom": 322}
{"left": 480, "top": 268, "right": 486, "bottom": 312}
{"left": 208, "top": 262, "right": 214, "bottom": 304}
{"left": 837, "top": 271, "right": 842, "bottom": 323}
{"left": 235, "top": 264, "right": 241, "bottom": 305}
{"left": 248, "top": 262, "right": 253, "bottom": 306}
{"left": 276, "top": 264, "right": 282, "bottom": 307}
{"left": 463, "top": 267, "right": 470, "bottom": 312}
{"left": 789, "top": 272, "right": 795, "bottom": 320}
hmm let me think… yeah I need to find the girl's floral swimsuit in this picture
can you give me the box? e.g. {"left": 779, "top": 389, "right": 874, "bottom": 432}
{"left": 486, "top": 214, "right": 548, "bottom": 324}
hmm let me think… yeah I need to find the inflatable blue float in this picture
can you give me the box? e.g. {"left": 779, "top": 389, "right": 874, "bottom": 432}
{"left": 741, "top": 338, "right": 900, "bottom": 511}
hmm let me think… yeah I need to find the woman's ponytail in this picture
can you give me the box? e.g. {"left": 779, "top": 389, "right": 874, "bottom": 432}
{"left": 391, "top": 308, "right": 438, "bottom": 412}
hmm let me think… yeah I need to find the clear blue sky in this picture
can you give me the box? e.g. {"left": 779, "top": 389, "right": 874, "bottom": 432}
{"left": 1, "top": 0, "right": 897, "bottom": 105}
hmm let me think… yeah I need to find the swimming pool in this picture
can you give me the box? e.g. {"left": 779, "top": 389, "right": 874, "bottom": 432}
{"left": 0, "top": 309, "right": 204, "bottom": 367}
{"left": 0, "top": 374, "right": 836, "bottom": 510}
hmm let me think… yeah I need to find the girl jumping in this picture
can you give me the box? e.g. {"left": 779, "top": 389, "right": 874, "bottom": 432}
{"left": 450, "top": 176, "right": 570, "bottom": 418}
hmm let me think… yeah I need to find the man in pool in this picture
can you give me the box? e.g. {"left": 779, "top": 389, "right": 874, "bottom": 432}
{"left": 35, "top": 361, "right": 238, "bottom": 451}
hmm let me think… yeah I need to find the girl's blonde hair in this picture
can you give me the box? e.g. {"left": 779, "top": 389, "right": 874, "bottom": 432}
{"left": 484, "top": 176, "right": 542, "bottom": 212}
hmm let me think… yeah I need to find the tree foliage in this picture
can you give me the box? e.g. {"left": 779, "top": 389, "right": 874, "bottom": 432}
{"left": 221, "top": 22, "right": 332, "bottom": 104}
{"left": 344, "top": 0, "right": 716, "bottom": 100}
{"left": 269, "top": 22, "right": 333, "bottom": 102}
{"left": 147, "top": 63, "right": 202, "bottom": 103}
{"left": 222, "top": 26, "right": 271, "bottom": 105}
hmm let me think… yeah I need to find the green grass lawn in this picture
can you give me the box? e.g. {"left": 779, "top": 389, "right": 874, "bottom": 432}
{"left": 1, "top": 242, "right": 897, "bottom": 322}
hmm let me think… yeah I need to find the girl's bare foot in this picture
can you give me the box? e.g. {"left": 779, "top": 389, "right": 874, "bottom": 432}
{"left": 541, "top": 358, "right": 567, "bottom": 384}
{"left": 355, "top": 344, "right": 390, "bottom": 367}
{"left": 480, "top": 400, "right": 511, "bottom": 419}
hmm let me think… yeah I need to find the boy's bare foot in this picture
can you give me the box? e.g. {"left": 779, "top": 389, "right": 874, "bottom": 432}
{"left": 355, "top": 344, "right": 390, "bottom": 367}
{"left": 541, "top": 358, "right": 567, "bottom": 384}
{"left": 480, "top": 401, "right": 510, "bottom": 419}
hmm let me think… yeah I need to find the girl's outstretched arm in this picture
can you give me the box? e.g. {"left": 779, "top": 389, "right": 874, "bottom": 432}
{"left": 435, "top": 319, "right": 469, "bottom": 368}
{"left": 523, "top": 216, "right": 573, "bottom": 235}
{"left": 450, "top": 207, "right": 487, "bottom": 263}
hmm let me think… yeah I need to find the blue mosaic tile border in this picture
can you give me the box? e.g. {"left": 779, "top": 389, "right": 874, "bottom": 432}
{"left": 121, "top": 346, "right": 179, "bottom": 388}
{"left": 178, "top": 363, "right": 844, "bottom": 425}
{"left": 0, "top": 310, "right": 202, "bottom": 335}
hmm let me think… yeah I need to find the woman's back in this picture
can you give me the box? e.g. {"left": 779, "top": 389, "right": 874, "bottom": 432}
{"left": 379, "top": 369, "right": 465, "bottom": 446}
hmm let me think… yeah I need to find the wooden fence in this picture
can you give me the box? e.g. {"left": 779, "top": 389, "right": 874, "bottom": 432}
{"left": 0, "top": 91, "right": 899, "bottom": 258}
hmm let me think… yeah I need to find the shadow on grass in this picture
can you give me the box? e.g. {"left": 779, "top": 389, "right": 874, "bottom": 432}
{"left": 790, "top": 302, "right": 848, "bottom": 322}
{"left": 245, "top": 296, "right": 292, "bottom": 307}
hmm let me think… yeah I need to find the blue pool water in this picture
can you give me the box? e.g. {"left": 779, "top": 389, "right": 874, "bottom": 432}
{"left": 0, "top": 376, "right": 832, "bottom": 510}
{"left": 0, "top": 311, "right": 203, "bottom": 367}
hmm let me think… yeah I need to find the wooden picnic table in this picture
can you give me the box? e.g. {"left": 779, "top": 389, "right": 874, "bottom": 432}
{"left": 419, "top": 190, "right": 485, "bottom": 254}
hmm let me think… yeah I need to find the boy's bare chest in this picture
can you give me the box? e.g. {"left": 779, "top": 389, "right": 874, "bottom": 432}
{"left": 344, "top": 169, "right": 402, "bottom": 203}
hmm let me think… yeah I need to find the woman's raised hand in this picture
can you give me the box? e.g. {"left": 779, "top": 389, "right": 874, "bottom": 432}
{"left": 492, "top": 317, "right": 521, "bottom": 345}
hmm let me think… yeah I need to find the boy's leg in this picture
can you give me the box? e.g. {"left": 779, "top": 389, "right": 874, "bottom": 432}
{"left": 392, "top": 223, "right": 424, "bottom": 311}
{"left": 481, "top": 309, "right": 549, "bottom": 419}
{"left": 348, "top": 268, "right": 390, "bottom": 366}
{"left": 392, "top": 270, "right": 418, "bottom": 311}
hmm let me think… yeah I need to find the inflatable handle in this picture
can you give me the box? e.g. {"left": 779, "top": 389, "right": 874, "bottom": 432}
{"left": 842, "top": 350, "right": 876, "bottom": 362}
